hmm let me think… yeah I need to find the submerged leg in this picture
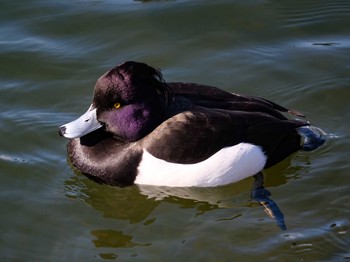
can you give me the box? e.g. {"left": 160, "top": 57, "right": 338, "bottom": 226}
{"left": 251, "top": 172, "right": 287, "bottom": 230}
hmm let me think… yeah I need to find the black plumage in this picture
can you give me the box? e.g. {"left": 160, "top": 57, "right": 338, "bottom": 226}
{"left": 60, "top": 61, "right": 324, "bottom": 186}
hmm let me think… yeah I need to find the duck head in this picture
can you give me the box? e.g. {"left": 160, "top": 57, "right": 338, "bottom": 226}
{"left": 59, "top": 61, "right": 171, "bottom": 141}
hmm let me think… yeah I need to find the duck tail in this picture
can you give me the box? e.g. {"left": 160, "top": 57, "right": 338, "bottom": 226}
{"left": 297, "top": 125, "right": 326, "bottom": 151}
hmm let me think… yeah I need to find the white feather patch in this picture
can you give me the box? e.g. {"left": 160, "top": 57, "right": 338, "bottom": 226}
{"left": 135, "top": 143, "right": 267, "bottom": 187}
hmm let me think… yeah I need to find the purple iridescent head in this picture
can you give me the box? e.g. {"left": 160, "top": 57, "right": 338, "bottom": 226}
{"left": 59, "top": 61, "right": 171, "bottom": 141}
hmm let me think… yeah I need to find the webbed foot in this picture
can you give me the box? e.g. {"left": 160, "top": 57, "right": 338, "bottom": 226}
{"left": 251, "top": 172, "right": 287, "bottom": 230}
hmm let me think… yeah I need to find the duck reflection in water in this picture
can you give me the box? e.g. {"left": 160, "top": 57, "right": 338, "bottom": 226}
{"left": 66, "top": 168, "right": 296, "bottom": 230}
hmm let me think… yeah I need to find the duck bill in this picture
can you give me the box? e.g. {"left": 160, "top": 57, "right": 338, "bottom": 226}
{"left": 59, "top": 105, "right": 102, "bottom": 139}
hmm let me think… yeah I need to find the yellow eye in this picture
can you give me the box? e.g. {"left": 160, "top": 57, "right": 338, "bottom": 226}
{"left": 113, "top": 102, "right": 121, "bottom": 109}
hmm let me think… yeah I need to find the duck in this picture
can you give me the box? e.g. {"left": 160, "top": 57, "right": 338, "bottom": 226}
{"left": 59, "top": 61, "right": 325, "bottom": 187}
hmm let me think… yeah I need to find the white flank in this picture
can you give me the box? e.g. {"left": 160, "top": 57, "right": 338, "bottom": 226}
{"left": 135, "top": 143, "right": 267, "bottom": 187}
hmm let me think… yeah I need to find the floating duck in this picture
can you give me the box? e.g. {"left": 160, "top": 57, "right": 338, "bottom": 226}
{"left": 59, "top": 61, "right": 324, "bottom": 187}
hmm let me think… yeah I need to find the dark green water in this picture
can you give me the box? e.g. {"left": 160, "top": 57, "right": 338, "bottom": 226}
{"left": 1, "top": 0, "right": 349, "bottom": 261}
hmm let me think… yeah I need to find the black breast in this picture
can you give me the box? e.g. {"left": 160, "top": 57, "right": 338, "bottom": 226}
{"left": 68, "top": 129, "right": 143, "bottom": 186}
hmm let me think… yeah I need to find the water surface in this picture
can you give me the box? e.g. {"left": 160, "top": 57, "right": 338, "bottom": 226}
{"left": 1, "top": 0, "right": 349, "bottom": 261}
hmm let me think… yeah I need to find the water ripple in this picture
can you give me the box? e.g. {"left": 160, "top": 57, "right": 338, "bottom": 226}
{"left": 279, "top": 0, "right": 350, "bottom": 28}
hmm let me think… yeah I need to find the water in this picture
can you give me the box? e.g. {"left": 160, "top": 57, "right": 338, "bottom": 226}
{"left": 1, "top": 0, "right": 350, "bottom": 261}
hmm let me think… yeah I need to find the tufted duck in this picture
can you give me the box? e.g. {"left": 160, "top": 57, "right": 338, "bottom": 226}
{"left": 59, "top": 61, "right": 324, "bottom": 187}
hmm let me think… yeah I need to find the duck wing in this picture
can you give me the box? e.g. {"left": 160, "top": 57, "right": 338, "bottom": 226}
{"left": 141, "top": 107, "right": 307, "bottom": 167}
{"left": 168, "top": 82, "right": 305, "bottom": 119}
